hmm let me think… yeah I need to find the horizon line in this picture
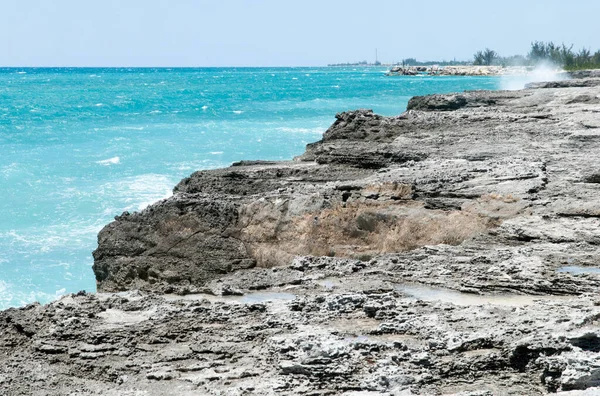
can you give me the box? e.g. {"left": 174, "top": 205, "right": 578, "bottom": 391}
{"left": 0, "top": 62, "right": 473, "bottom": 69}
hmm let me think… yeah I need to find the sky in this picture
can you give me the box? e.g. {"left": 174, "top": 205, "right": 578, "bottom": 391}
{"left": 0, "top": 0, "right": 599, "bottom": 67}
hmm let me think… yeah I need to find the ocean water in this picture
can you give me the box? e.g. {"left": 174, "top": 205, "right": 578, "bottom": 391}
{"left": 0, "top": 67, "right": 503, "bottom": 309}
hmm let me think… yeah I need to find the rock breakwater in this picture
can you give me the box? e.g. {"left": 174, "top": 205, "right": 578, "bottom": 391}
{"left": 385, "top": 65, "right": 534, "bottom": 76}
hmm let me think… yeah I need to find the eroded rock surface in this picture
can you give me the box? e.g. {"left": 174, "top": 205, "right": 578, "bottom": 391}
{"left": 1, "top": 80, "right": 600, "bottom": 395}
{"left": 1, "top": 262, "right": 599, "bottom": 395}
{"left": 93, "top": 80, "right": 600, "bottom": 296}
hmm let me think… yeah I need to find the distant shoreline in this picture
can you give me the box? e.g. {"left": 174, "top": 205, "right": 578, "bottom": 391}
{"left": 385, "top": 65, "right": 547, "bottom": 77}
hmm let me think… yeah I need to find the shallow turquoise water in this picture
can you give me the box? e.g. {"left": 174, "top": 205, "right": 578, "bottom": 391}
{"left": 0, "top": 67, "right": 503, "bottom": 309}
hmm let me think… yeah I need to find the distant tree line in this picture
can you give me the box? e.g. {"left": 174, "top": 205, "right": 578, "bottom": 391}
{"left": 401, "top": 58, "right": 471, "bottom": 67}
{"left": 472, "top": 41, "right": 600, "bottom": 70}
{"left": 327, "top": 60, "right": 372, "bottom": 67}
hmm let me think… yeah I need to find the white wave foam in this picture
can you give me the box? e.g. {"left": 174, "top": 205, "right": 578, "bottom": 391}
{"left": 0, "top": 162, "right": 20, "bottom": 177}
{"left": 103, "top": 174, "right": 175, "bottom": 212}
{"left": 201, "top": 105, "right": 209, "bottom": 110}
{"left": 500, "top": 63, "right": 568, "bottom": 90}
{"left": 232, "top": 110, "right": 244, "bottom": 114}
{"left": 275, "top": 126, "right": 324, "bottom": 134}
{"left": 169, "top": 160, "right": 225, "bottom": 172}
{"left": 95, "top": 103, "right": 104, "bottom": 107}
{"left": 1, "top": 230, "right": 41, "bottom": 245}
{"left": 0, "top": 219, "right": 105, "bottom": 253}
{"left": 96, "top": 156, "right": 120, "bottom": 165}
{"left": 209, "top": 151, "right": 224, "bottom": 155}
{"left": 0, "top": 279, "right": 61, "bottom": 310}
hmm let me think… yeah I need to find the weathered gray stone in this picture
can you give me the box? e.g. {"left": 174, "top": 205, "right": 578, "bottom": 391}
{"left": 2, "top": 78, "right": 600, "bottom": 395}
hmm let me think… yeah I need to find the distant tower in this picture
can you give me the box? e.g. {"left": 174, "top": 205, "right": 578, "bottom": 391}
{"left": 375, "top": 48, "right": 381, "bottom": 66}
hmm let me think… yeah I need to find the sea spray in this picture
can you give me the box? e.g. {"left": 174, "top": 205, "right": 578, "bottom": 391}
{"left": 500, "top": 62, "right": 569, "bottom": 90}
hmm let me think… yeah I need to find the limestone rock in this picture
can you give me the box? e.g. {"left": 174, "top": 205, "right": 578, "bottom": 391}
{"left": 4, "top": 77, "right": 600, "bottom": 394}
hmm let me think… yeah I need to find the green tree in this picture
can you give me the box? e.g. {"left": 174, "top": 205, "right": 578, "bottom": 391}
{"left": 483, "top": 48, "right": 498, "bottom": 65}
{"left": 528, "top": 41, "right": 548, "bottom": 63}
{"left": 473, "top": 51, "right": 484, "bottom": 65}
{"left": 560, "top": 44, "right": 575, "bottom": 67}
{"left": 473, "top": 48, "right": 498, "bottom": 66}
{"left": 577, "top": 48, "right": 591, "bottom": 66}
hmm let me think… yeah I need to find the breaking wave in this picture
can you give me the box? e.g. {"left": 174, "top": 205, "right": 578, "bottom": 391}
{"left": 96, "top": 156, "right": 120, "bottom": 165}
{"left": 500, "top": 63, "right": 569, "bottom": 90}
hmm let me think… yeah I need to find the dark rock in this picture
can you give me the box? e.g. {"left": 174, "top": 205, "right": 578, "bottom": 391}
{"left": 526, "top": 78, "right": 600, "bottom": 89}
{"left": 407, "top": 94, "right": 469, "bottom": 111}
{"left": 567, "top": 69, "right": 600, "bottom": 79}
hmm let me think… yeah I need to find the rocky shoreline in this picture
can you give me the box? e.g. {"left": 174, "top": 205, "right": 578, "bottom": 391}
{"left": 385, "top": 65, "right": 529, "bottom": 76}
{"left": 2, "top": 77, "right": 600, "bottom": 395}
{"left": 385, "top": 65, "right": 563, "bottom": 77}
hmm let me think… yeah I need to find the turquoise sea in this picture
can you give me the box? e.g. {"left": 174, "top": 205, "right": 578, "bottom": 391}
{"left": 0, "top": 67, "right": 504, "bottom": 309}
